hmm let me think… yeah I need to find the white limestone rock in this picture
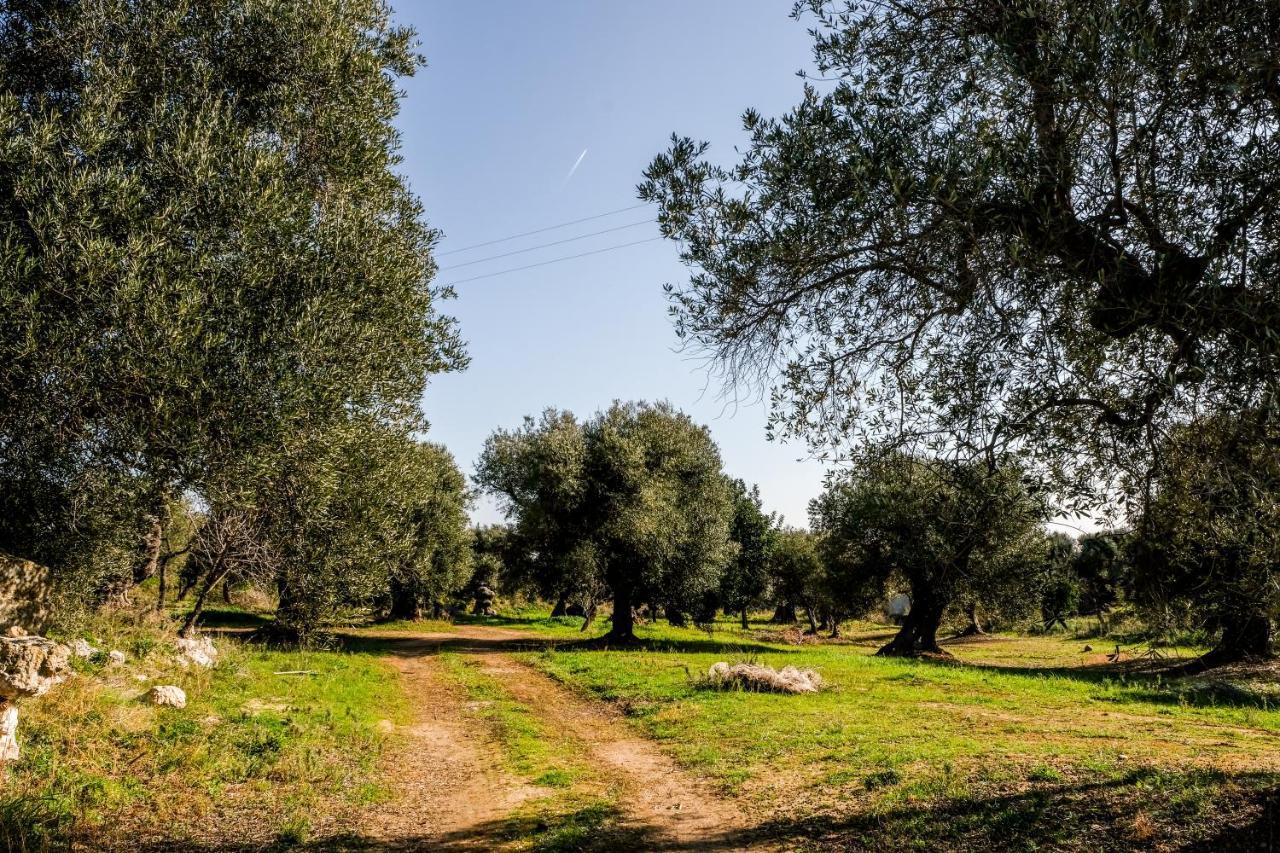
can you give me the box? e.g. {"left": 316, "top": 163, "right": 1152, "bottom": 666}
{"left": 149, "top": 685, "right": 187, "bottom": 708}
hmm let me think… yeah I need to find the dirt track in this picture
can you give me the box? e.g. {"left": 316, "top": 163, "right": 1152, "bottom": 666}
{"left": 348, "top": 625, "right": 770, "bottom": 851}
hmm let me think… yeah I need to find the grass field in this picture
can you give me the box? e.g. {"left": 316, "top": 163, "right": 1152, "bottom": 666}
{"left": 12, "top": 602, "right": 1280, "bottom": 850}
{"left": 4, "top": 611, "right": 407, "bottom": 851}
{"left": 455, "top": 611, "right": 1280, "bottom": 851}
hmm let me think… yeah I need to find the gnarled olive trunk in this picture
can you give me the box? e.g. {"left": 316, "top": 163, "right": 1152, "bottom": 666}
{"left": 955, "top": 602, "right": 984, "bottom": 637}
{"left": 386, "top": 577, "right": 422, "bottom": 621}
{"left": 770, "top": 603, "right": 797, "bottom": 624}
{"left": 1172, "top": 611, "right": 1273, "bottom": 675}
{"left": 877, "top": 588, "right": 948, "bottom": 656}
{"left": 550, "top": 593, "right": 569, "bottom": 618}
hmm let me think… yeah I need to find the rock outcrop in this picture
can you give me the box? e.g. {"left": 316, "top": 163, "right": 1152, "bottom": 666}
{"left": 0, "top": 553, "right": 55, "bottom": 635}
{"left": 0, "top": 635, "right": 71, "bottom": 700}
{"left": 0, "top": 635, "right": 72, "bottom": 760}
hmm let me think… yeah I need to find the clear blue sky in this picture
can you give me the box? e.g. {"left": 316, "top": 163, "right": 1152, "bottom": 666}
{"left": 392, "top": 2, "right": 828, "bottom": 527}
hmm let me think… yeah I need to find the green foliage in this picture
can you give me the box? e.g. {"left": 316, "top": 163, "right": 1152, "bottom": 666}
{"left": 1036, "top": 531, "right": 1080, "bottom": 631}
{"left": 267, "top": 421, "right": 473, "bottom": 637}
{"left": 1130, "top": 415, "right": 1280, "bottom": 659}
{"left": 0, "top": 0, "right": 465, "bottom": 616}
{"left": 768, "top": 528, "right": 827, "bottom": 628}
{"left": 477, "top": 402, "right": 735, "bottom": 639}
{"left": 812, "top": 454, "right": 1045, "bottom": 653}
{"left": 718, "top": 480, "right": 775, "bottom": 624}
{"left": 642, "top": 0, "right": 1280, "bottom": 499}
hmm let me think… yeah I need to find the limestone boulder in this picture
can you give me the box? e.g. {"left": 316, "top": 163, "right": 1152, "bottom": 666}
{"left": 0, "top": 635, "right": 71, "bottom": 700}
{"left": 0, "top": 552, "right": 55, "bottom": 635}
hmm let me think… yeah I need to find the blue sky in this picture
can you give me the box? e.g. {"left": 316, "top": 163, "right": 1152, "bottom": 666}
{"left": 392, "top": 2, "right": 828, "bottom": 527}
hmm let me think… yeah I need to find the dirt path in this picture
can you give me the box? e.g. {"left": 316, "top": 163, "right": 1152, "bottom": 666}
{"left": 355, "top": 647, "right": 539, "bottom": 849}
{"left": 351, "top": 624, "right": 770, "bottom": 851}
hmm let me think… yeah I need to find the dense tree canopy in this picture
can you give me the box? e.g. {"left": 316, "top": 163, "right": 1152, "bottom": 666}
{"left": 1130, "top": 415, "right": 1280, "bottom": 667}
{"left": 812, "top": 454, "right": 1045, "bottom": 655}
{"left": 641, "top": 0, "right": 1280, "bottom": 492}
{"left": 719, "top": 480, "right": 777, "bottom": 628}
{"left": 0, "top": 0, "right": 465, "bottom": 619}
{"left": 477, "top": 402, "right": 735, "bottom": 641}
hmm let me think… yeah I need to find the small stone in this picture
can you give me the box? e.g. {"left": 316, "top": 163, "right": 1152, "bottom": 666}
{"left": 0, "top": 703, "right": 18, "bottom": 761}
{"left": 107, "top": 650, "right": 126, "bottom": 665}
{"left": 5, "top": 626, "right": 25, "bottom": 638}
{"left": 1082, "top": 645, "right": 1093, "bottom": 652}
{"left": 71, "top": 639, "right": 100, "bottom": 659}
{"left": 149, "top": 685, "right": 187, "bottom": 708}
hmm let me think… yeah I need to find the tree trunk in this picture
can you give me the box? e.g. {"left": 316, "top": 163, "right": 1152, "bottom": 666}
{"left": 179, "top": 564, "right": 229, "bottom": 637}
{"left": 666, "top": 607, "right": 687, "bottom": 627}
{"left": 955, "top": 602, "right": 985, "bottom": 637}
{"left": 580, "top": 602, "right": 598, "bottom": 633}
{"left": 606, "top": 583, "right": 636, "bottom": 642}
{"left": 156, "top": 558, "right": 167, "bottom": 613}
{"left": 877, "top": 590, "right": 948, "bottom": 657}
{"left": 550, "top": 594, "right": 569, "bottom": 618}
{"left": 133, "top": 515, "right": 165, "bottom": 586}
{"left": 221, "top": 580, "right": 232, "bottom": 604}
{"left": 1171, "top": 612, "right": 1273, "bottom": 675}
{"left": 804, "top": 603, "right": 820, "bottom": 635}
{"left": 770, "top": 603, "right": 797, "bottom": 624}
{"left": 740, "top": 608, "right": 749, "bottom": 629}
{"left": 386, "top": 578, "right": 422, "bottom": 622}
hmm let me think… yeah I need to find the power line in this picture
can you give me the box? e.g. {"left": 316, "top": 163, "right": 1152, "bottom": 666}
{"left": 444, "top": 236, "right": 664, "bottom": 285}
{"left": 439, "top": 219, "right": 655, "bottom": 271}
{"left": 438, "top": 203, "right": 652, "bottom": 256}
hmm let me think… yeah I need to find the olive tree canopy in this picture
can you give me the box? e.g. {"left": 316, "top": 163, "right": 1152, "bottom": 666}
{"left": 642, "top": 0, "right": 1280, "bottom": 490}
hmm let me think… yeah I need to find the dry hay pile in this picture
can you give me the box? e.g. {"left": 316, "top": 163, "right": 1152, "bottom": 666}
{"left": 703, "top": 661, "right": 824, "bottom": 694}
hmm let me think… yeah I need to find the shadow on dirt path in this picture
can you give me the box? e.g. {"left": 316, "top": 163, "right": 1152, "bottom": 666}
{"left": 329, "top": 623, "right": 777, "bottom": 851}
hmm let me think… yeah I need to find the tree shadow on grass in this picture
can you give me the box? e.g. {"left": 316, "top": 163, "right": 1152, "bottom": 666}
{"left": 889, "top": 647, "right": 1280, "bottom": 712}
{"left": 336, "top": 631, "right": 791, "bottom": 659}
{"left": 119, "top": 770, "right": 1280, "bottom": 852}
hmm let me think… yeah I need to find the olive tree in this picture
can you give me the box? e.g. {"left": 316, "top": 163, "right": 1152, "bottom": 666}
{"left": 812, "top": 454, "right": 1045, "bottom": 656}
{"left": 1130, "top": 416, "right": 1280, "bottom": 668}
{"left": 719, "top": 480, "right": 776, "bottom": 629}
{"left": 641, "top": 2, "right": 1280, "bottom": 647}
{"left": 478, "top": 402, "right": 735, "bottom": 642}
{"left": 0, "top": 0, "right": 465, "bottom": 609}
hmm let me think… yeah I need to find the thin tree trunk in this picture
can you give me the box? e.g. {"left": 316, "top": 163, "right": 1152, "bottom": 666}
{"left": 804, "top": 603, "right": 820, "bottom": 635}
{"left": 180, "top": 562, "right": 229, "bottom": 637}
{"left": 222, "top": 580, "right": 232, "bottom": 604}
{"left": 580, "top": 602, "right": 598, "bottom": 633}
{"left": 740, "top": 607, "right": 749, "bottom": 629}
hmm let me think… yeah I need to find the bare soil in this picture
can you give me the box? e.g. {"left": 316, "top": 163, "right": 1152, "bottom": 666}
{"left": 340, "top": 624, "right": 771, "bottom": 851}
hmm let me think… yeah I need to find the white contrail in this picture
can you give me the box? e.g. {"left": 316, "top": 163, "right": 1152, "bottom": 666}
{"left": 564, "top": 148, "right": 588, "bottom": 182}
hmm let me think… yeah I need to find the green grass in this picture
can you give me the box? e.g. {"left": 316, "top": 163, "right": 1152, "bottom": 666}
{"left": 482, "top": 613, "right": 1280, "bottom": 850}
{"left": 5, "top": 612, "right": 407, "bottom": 851}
